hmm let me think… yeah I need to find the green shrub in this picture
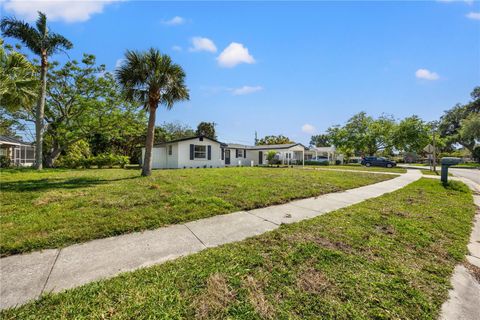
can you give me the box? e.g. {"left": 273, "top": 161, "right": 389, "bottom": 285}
{"left": 91, "top": 153, "right": 129, "bottom": 169}
{"left": 304, "top": 160, "right": 329, "bottom": 166}
{"left": 0, "top": 155, "right": 11, "bottom": 168}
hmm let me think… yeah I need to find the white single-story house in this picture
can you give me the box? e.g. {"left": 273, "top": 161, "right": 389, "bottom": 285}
{"left": 305, "top": 146, "right": 343, "bottom": 164}
{"left": 0, "top": 135, "right": 35, "bottom": 167}
{"left": 142, "top": 136, "right": 309, "bottom": 169}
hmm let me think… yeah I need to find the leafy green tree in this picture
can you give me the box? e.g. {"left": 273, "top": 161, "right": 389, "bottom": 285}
{"left": 196, "top": 121, "right": 216, "bottom": 139}
{"left": 1, "top": 12, "right": 73, "bottom": 169}
{"left": 116, "top": 48, "right": 189, "bottom": 176}
{"left": 266, "top": 150, "right": 277, "bottom": 164}
{"left": 459, "top": 113, "right": 480, "bottom": 144}
{"left": 327, "top": 112, "right": 396, "bottom": 156}
{"left": 310, "top": 134, "right": 330, "bottom": 147}
{"left": 14, "top": 54, "right": 144, "bottom": 167}
{"left": 0, "top": 39, "right": 37, "bottom": 112}
{"left": 392, "top": 116, "right": 430, "bottom": 153}
{"left": 257, "top": 134, "right": 294, "bottom": 145}
{"left": 157, "top": 122, "right": 195, "bottom": 142}
{"left": 438, "top": 87, "right": 479, "bottom": 154}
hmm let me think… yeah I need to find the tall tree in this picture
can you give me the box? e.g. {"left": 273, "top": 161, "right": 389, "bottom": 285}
{"left": 1, "top": 12, "right": 72, "bottom": 169}
{"left": 439, "top": 87, "right": 479, "bottom": 154}
{"left": 196, "top": 121, "right": 216, "bottom": 139}
{"left": 392, "top": 115, "right": 430, "bottom": 153}
{"left": 257, "top": 135, "right": 294, "bottom": 145}
{"left": 310, "top": 134, "right": 330, "bottom": 147}
{"left": 116, "top": 48, "right": 189, "bottom": 176}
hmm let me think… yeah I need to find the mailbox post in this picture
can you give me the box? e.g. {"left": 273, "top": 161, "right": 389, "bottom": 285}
{"left": 440, "top": 157, "right": 461, "bottom": 184}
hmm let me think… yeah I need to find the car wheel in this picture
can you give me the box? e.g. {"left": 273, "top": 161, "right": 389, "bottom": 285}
{"left": 387, "top": 164, "right": 392, "bottom": 168}
{"left": 365, "top": 163, "right": 371, "bottom": 167}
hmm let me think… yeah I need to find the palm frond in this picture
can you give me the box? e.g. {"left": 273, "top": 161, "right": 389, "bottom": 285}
{"left": 0, "top": 16, "right": 42, "bottom": 54}
{"left": 35, "top": 11, "right": 47, "bottom": 37}
{"left": 46, "top": 32, "right": 73, "bottom": 55}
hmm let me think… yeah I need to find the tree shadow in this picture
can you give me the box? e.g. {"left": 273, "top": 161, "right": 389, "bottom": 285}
{"left": 1, "top": 176, "right": 140, "bottom": 192}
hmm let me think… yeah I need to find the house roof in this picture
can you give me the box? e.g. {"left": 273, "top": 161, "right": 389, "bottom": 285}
{"left": 311, "top": 146, "right": 336, "bottom": 153}
{"left": 248, "top": 143, "right": 307, "bottom": 150}
{"left": 0, "top": 135, "right": 32, "bottom": 146}
{"left": 153, "top": 135, "right": 226, "bottom": 147}
{"left": 225, "top": 143, "right": 307, "bottom": 150}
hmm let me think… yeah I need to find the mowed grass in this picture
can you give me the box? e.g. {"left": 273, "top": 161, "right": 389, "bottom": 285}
{"left": 0, "top": 167, "right": 394, "bottom": 256}
{"left": 2, "top": 179, "right": 474, "bottom": 319}
{"left": 312, "top": 164, "right": 406, "bottom": 173}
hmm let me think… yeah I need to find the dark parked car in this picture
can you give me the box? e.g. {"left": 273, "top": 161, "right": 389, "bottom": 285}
{"left": 361, "top": 156, "right": 396, "bottom": 168}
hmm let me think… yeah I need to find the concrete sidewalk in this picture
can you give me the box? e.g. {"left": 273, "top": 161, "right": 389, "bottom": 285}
{"left": 440, "top": 177, "right": 480, "bottom": 320}
{"left": 0, "top": 170, "right": 421, "bottom": 310}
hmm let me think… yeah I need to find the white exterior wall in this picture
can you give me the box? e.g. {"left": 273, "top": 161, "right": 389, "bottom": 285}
{"left": 177, "top": 138, "right": 224, "bottom": 168}
{"left": 166, "top": 143, "right": 178, "bottom": 169}
{"left": 231, "top": 148, "right": 250, "bottom": 166}
{"left": 142, "top": 146, "right": 167, "bottom": 169}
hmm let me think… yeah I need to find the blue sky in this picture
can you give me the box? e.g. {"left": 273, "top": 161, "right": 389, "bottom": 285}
{"left": 2, "top": 1, "right": 479, "bottom": 145}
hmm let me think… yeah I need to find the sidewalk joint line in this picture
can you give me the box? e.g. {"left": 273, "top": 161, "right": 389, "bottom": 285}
{"left": 245, "top": 211, "right": 280, "bottom": 226}
{"left": 40, "top": 248, "right": 61, "bottom": 296}
{"left": 183, "top": 224, "right": 208, "bottom": 249}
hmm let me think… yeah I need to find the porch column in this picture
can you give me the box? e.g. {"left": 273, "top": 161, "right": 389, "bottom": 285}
{"left": 302, "top": 149, "right": 305, "bottom": 167}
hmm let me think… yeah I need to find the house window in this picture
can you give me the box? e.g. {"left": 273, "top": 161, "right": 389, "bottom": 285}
{"left": 237, "top": 149, "right": 243, "bottom": 158}
{"left": 194, "top": 145, "right": 206, "bottom": 159}
{"left": 168, "top": 145, "right": 172, "bottom": 155}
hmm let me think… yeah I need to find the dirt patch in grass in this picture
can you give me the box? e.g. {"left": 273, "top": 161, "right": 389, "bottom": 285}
{"left": 296, "top": 265, "right": 331, "bottom": 294}
{"left": 243, "top": 276, "right": 276, "bottom": 319}
{"left": 193, "top": 273, "right": 236, "bottom": 319}
{"left": 286, "top": 233, "right": 354, "bottom": 253}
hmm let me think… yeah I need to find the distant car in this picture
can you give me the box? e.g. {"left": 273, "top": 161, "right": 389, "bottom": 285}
{"left": 361, "top": 156, "right": 396, "bottom": 168}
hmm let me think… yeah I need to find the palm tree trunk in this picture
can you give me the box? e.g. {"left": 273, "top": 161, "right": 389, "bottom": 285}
{"left": 142, "top": 104, "right": 157, "bottom": 176}
{"left": 34, "top": 53, "right": 47, "bottom": 170}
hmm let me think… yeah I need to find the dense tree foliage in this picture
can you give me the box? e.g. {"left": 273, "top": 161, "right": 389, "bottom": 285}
{"left": 257, "top": 134, "right": 294, "bottom": 145}
{"left": 309, "top": 134, "right": 330, "bottom": 147}
{"left": 437, "top": 87, "right": 479, "bottom": 155}
{"left": 196, "top": 121, "right": 216, "bottom": 139}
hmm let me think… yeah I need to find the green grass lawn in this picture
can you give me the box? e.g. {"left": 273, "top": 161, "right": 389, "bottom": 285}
{"left": 0, "top": 167, "right": 394, "bottom": 256}
{"left": 2, "top": 179, "right": 474, "bottom": 319}
{"left": 452, "top": 163, "right": 480, "bottom": 169}
{"left": 312, "top": 164, "right": 407, "bottom": 173}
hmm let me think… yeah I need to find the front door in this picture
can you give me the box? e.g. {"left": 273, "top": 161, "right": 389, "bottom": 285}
{"left": 225, "top": 149, "right": 231, "bottom": 165}
{"left": 258, "top": 151, "right": 263, "bottom": 165}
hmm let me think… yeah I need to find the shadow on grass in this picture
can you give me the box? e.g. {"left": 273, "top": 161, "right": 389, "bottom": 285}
{"left": 0, "top": 176, "right": 140, "bottom": 192}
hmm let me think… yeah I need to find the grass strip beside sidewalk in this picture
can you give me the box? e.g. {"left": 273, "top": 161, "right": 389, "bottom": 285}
{"left": 2, "top": 178, "right": 475, "bottom": 319}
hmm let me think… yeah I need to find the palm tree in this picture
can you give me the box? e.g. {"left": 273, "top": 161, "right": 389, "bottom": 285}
{"left": 0, "top": 39, "right": 37, "bottom": 111}
{"left": 116, "top": 48, "right": 189, "bottom": 176}
{"left": 1, "top": 12, "right": 72, "bottom": 169}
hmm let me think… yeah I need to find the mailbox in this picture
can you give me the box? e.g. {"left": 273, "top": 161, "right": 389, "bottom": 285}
{"left": 440, "top": 157, "right": 461, "bottom": 184}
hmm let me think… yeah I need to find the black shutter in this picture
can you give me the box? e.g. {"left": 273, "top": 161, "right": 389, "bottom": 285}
{"left": 236, "top": 149, "right": 239, "bottom": 158}
{"left": 244, "top": 149, "right": 247, "bottom": 158}
{"left": 190, "top": 144, "right": 194, "bottom": 160}
{"left": 207, "top": 145, "right": 211, "bottom": 160}
{"left": 221, "top": 148, "right": 224, "bottom": 160}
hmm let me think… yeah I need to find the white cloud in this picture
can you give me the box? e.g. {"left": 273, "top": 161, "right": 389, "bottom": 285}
{"left": 466, "top": 12, "right": 480, "bottom": 20}
{"left": 172, "top": 45, "right": 182, "bottom": 51}
{"left": 301, "top": 124, "right": 316, "bottom": 134}
{"left": 231, "top": 86, "right": 263, "bottom": 95}
{"left": 161, "top": 16, "right": 185, "bottom": 26}
{"left": 415, "top": 68, "right": 440, "bottom": 80}
{"left": 217, "top": 42, "right": 255, "bottom": 68}
{"left": 1, "top": 0, "right": 121, "bottom": 23}
{"left": 189, "top": 37, "right": 217, "bottom": 53}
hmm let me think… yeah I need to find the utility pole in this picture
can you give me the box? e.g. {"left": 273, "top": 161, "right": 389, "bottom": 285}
{"left": 254, "top": 131, "right": 258, "bottom": 145}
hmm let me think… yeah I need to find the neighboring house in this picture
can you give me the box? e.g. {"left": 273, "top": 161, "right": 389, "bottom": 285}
{"left": 142, "top": 136, "right": 227, "bottom": 169}
{"left": 306, "top": 146, "right": 343, "bottom": 164}
{"left": 0, "top": 135, "right": 35, "bottom": 167}
{"left": 143, "top": 136, "right": 309, "bottom": 169}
